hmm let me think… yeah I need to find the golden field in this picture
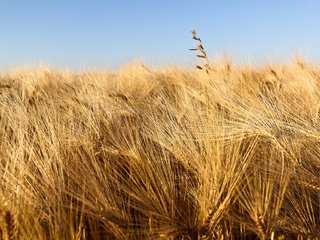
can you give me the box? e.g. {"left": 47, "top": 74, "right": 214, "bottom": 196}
{"left": 0, "top": 61, "right": 319, "bottom": 239}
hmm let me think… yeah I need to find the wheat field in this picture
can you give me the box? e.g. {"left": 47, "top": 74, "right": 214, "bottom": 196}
{"left": 0, "top": 60, "right": 319, "bottom": 239}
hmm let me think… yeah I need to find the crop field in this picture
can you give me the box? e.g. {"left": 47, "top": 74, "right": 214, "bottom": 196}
{"left": 0, "top": 60, "right": 319, "bottom": 239}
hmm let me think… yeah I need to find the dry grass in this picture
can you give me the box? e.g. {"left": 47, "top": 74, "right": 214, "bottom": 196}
{"left": 0, "top": 61, "right": 319, "bottom": 239}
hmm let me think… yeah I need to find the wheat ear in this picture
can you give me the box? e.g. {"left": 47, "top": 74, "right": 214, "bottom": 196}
{"left": 190, "top": 29, "right": 211, "bottom": 74}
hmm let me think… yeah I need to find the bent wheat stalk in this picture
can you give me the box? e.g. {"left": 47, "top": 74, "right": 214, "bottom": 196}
{"left": 190, "top": 29, "right": 211, "bottom": 74}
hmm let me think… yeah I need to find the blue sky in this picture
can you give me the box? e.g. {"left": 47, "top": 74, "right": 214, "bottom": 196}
{"left": 0, "top": 1, "right": 320, "bottom": 70}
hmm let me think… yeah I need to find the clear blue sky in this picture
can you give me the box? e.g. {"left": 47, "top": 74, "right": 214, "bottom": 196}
{"left": 0, "top": 1, "right": 320, "bottom": 70}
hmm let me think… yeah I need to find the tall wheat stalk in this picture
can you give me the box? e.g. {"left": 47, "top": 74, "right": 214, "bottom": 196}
{"left": 190, "top": 29, "right": 211, "bottom": 74}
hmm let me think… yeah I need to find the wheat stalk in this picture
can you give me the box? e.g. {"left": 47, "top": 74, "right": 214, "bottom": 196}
{"left": 190, "top": 29, "right": 211, "bottom": 74}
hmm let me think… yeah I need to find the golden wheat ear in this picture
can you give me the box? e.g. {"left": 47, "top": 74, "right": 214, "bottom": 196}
{"left": 0, "top": 198, "right": 17, "bottom": 240}
{"left": 189, "top": 29, "right": 211, "bottom": 74}
{"left": 0, "top": 209, "right": 16, "bottom": 240}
